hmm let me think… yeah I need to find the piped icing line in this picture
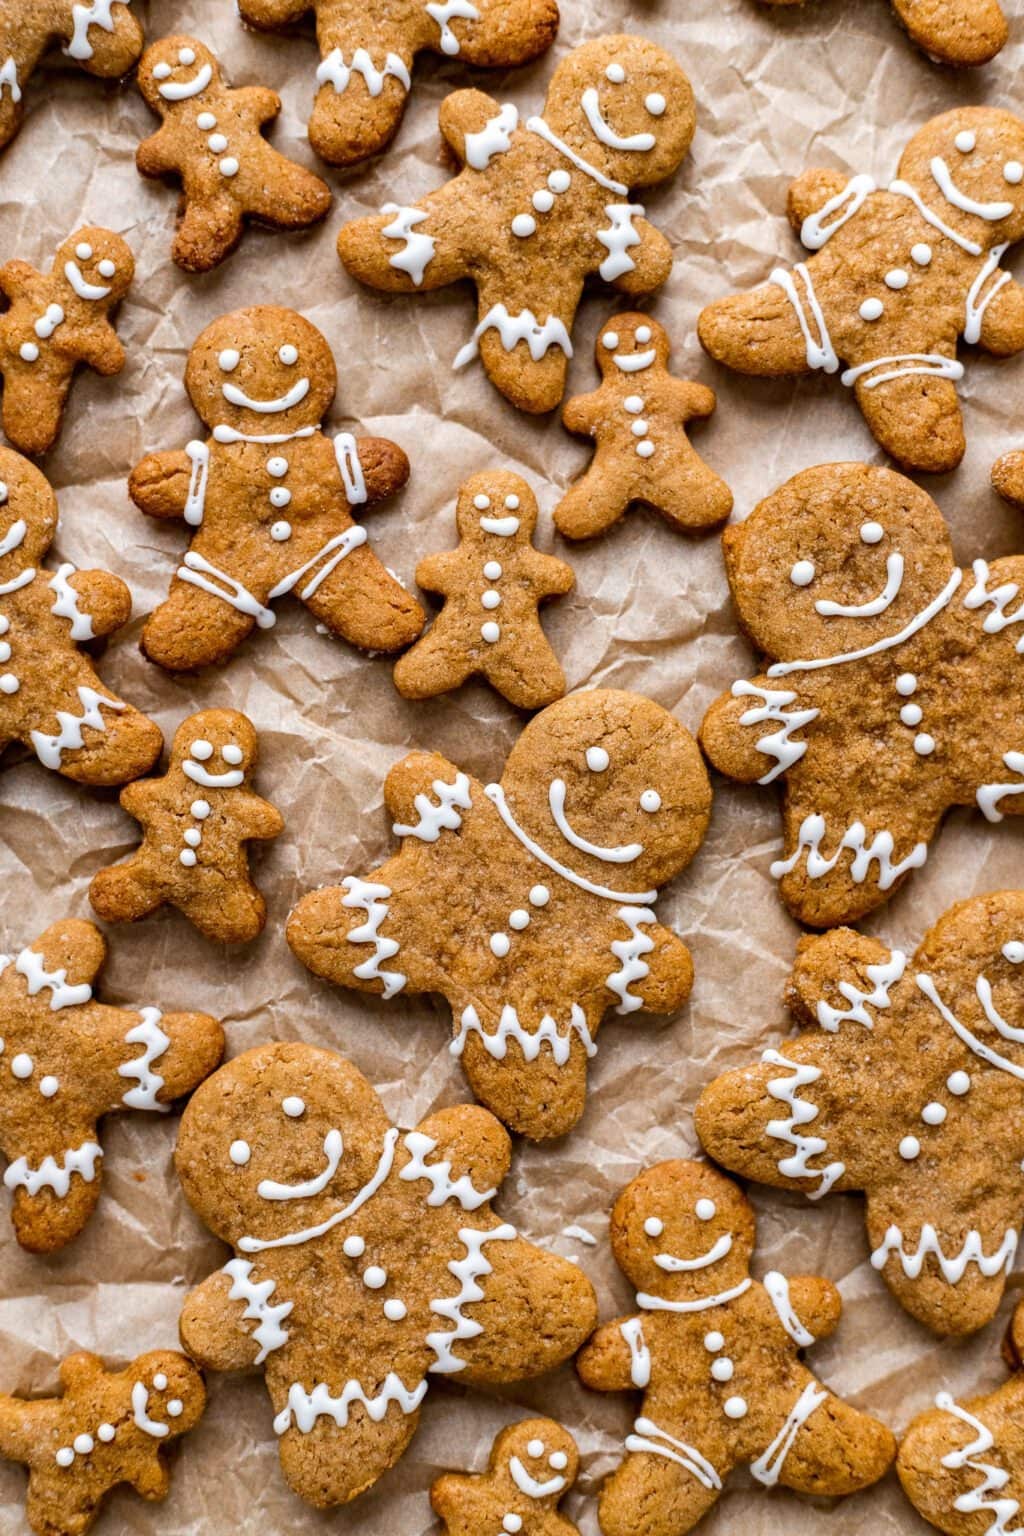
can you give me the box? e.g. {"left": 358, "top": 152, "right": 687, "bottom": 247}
{"left": 63, "top": 262, "right": 111, "bottom": 302}
{"left": 3, "top": 1141, "right": 102, "bottom": 1198}
{"left": 212, "top": 424, "right": 317, "bottom": 446}
{"left": 381, "top": 205, "right": 436, "bottom": 286}
{"left": 625, "top": 1417, "right": 722, "bottom": 1490}
{"left": 930, "top": 157, "right": 1013, "bottom": 223}
{"left": 453, "top": 305, "right": 573, "bottom": 370}
{"left": 340, "top": 876, "right": 407, "bottom": 998}
{"left": 763, "top": 1048, "right": 845, "bottom": 1198}
{"left": 654, "top": 1234, "right": 732, "bottom": 1272}
{"left": 597, "top": 204, "right": 645, "bottom": 282}
{"left": 484, "top": 782, "right": 657, "bottom": 903}
{"left": 30, "top": 686, "right": 125, "bottom": 770}
{"left": 178, "top": 552, "right": 276, "bottom": 630}
{"left": 607, "top": 907, "right": 656, "bottom": 1014}
{"left": 871, "top": 1223, "right": 1018, "bottom": 1284}
{"left": 12, "top": 946, "right": 92, "bottom": 1009}
{"left": 548, "top": 778, "right": 642, "bottom": 862}
{"left": 749, "top": 1382, "right": 827, "bottom": 1487}
{"left": 977, "top": 971, "right": 1024, "bottom": 1045}
{"left": 620, "top": 1316, "right": 651, "bottom": 1387}
{"left": 935, "top": 1393, "right": 1023, "bottom": 1532}
{"left": 273, "top": 1373, "right": 426, "bottom": 1435}
{"left": 0, "top": 58, "right": 22, "bottom": 104}
{"left": 315, "top": 48, "right": 411, "bottom": 98}
{"left": 393, "top": 772, "right": 473, "bottom": 842}
{"left": 840, "top": 353, "right": 964, "bottom": 391}
{"left": 731, "top": 681, "right": 819, "bottom": 784}
{"left": 184, "top": 440, "right": 209, "bottom": 527}
{"left": 267, "top": 526, "right": 369, "bottom": 603}
{"left": 978, "top": 753, "right": 1024, "bottom": 823}
{"left": 238, "top": 1127, "right": 400, "bottom": 1253}
{"left": 769, "top": 814, "right": 929, "bottom": 891}
{"left": 636, "top": 1277, "right": 752, "bottom": 1313}
{"left": 0, "top": 518, "right": 27, "bottom": 558}
{"left": 451, "top": 1003, "right": 597, "bottom": 1066}
{"left": 48, "top": 564, "right": 94, "bottom": 641}
{"left": 399, "top": 1130, "right": 495, "bottom": 1209}
{"left": 964, "top": 559, "right": 1024, "bottom": 652}
{"left": 131, "top": 1380, "right": 170, "bottom": 1437}
{"left": 257, "top": 1130, "right": 343, "bottom": 1200}
{"left": 510, "top": 1457, "right": 566, "bottom": 1498}
{"left": 767, "top": 568, "right": 964, "bottom": 677}
{"left": 465, "top": 103, "right": 519, "bottom": 170}
{"left": 223, "top": 1257, "right": 293, "bottom": 1362}
{"left": 815, "top": 552, "right": 904, "bottom": 617}
{"left": 118, "top": 1006, "right": 170, "bottom": 1110}
{"left": 65, "top": 0, "right": 119, "bottom": 63}
{"left": 800, "top": 173, "right": 877, "bottom": 250}
{"left": 425, "top": 0, "right": 480, "bottom": 55}
{"left": 183, "top": 757, "right": 243, "bottom": 790}
{"left": 965, "top": 244, "right": 1011, "bottom": 344}
{"left": 816, "top": 948, "right": 907, "bottom": 1031}
{"left": 771, "top": 263, "right": 838, "bottom": 374}
{"left": 333, "top": 431, "right": 368, "bottom": 507}
{"left": 426, "top": 1222, "right": 517, "bottom": 1373}
{"left": 762, "top": 1271, "right": 815, "bottom": 1347}
{"left": 889, "top": 179, "right": 983, "bottom": 257}
{"left": 0, "top": 567, "right": 35, "bottom": 597}
{"left": 526, "top": 115, "right": 629, "bottom": 196}
{"left": 157, "top": 63, "right": 213, "bottom": 101}
{"left": 916, "top": 970, "right": 1024, "bottom": 1083}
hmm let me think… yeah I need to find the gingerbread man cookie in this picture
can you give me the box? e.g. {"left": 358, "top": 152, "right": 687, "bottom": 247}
{"left": 237, "top": 0, "right": 558, "bottom": 168}
{"left": 393, "top": 470, "right": 573, "bottom": 708}
{"left": 338, "top": 35, "right": 696, "bottom": 413}
{"left": 577, "top": 1161, "right": 895, "bottom": 1536}
{"left": 0, "top": 3, "right": 143, "bottom": 154}
{"left": 89, "top": 709, "right": 284, "bottom": 945}
{"left": 0, "top": 917, "right": 223, "bottom": 1252}
{"left": 0, "top": 1351, "right": 204, "bottom": 1536}
{"left": 432, "top": 1419, "right": 580, "bottom": 1536}
{"left": 696, "top": 891, "right": 1024, "bottom": 1336}
{"left": 288, "top": 689, "right": 711, "bottom": 1141}
{"left": 555, "top": 314, "right": 732, "bottom": 541}
{"left": 129, "top": 306, "right": 424, "bottom": 672}
{"left": 699, "top": 463, "right": 1024, "bottom": 928}
{"left": 0, "top": 447, "right": 161, "bottom": 787}
{"left": 0, "top": 226, "right": 133, "bottom": 457}
{"left": 898, "top": 1300, "right": 1024, "bottom": 1534}
{"left": 756, "top": 0, "right": 1007, "bottom": 66}
{"left": 136, "top": 36, "right": 332, "bottom": 273}
{"left": 175, "top": 1042, "right": 597, "bottom": 1508}
{"left": 698, "top": 107, "right": 1024, "bottom": 474}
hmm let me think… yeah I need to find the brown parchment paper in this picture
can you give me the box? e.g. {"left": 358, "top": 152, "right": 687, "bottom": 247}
{"left": 2, "top": 0, "right": 1024, "bottom": 1530}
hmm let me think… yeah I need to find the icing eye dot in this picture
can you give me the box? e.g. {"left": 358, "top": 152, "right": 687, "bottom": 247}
{"left": 859, "top": 298, "right": 884, "bottom": 322}
{"left": 911, "top": 243, "right": 932, "bottom": 266}
{"left": 1005, "top": 161, "right": 1023, "bottom": 185}
{"left": 527, "top": 1439, "right": 545, "bottom": 1458}
{"left": 152, "top": 62, "right": 172, "bottom": 79}
{"left": 1003, "top": 941, "right": 1024, "bottom": 963}
{"left": 153, "top": 1374, "right": 168, "bottom": 1391}
{"left": 635, "top": 325, "right": 652, "bottom": 344}
{"left": 947, "top": 1070, "right": 971, "bottom": 1095}
{"left": 75, "top": 243, "right": 93, "bottom": 261}
{"left": 899, "top": 1135, "right": 920, "bottom": 1160}
{"left": 643, "top": 1216, "right": 663, "bottom": 1237}
{"left": 282, "top": 1096, "right": 305, "bottom": 1118}
{"left": 860, "top": 521, "right": 884, "bottom": 544}
{"left": 605, "top": 63, "right": 625, "bottom": 83}
{"left": 167, "top": 1399, "right": 183, "bottom": 1417}
{"left": 218, "top": 350, "right": 240, "bottom": 373}
{"left": 363, "top": 1266, "right": 387, "bottom": 1289}
{"left": 884, "top": 269, "right": 909, "bottom": 291}
{"left": 278, "top": 344, "right": 298, "bottom": 366}
{"left": 178, "top": 47, "right": 196, "bottom": 65}
{"left": 645, "top": 92, "right": 666, "bottom": 117}
{"left": 98, "top": 259, "right": 116, "bottom": 278}
{"left": 229, "top": 1139, "right": 251, "bottom": 1166}
{"left": 343, "top": 1234, "right": 365, "bottom": 1257}
{"left": 896, "top": 673, "right": 917, "bottom": 697}
{"left": 695, "top": 1198, "right": 716, "bottom": 1221}
{"left": 603, "top": 331, "right": 619, "bottom": 350}
{"left": 190, "top": 739, "right": 213, "bottom": 760}
{"left": 505, "top": 494, "right": 520, "bottom": 510}
{"left": 222, "top": 744, "right": 244, "bottom": 765}
{"left": 955, "top": 129, "right": 976, "bottom": 153}
{"left": 473, "top": 494, "right": 491, "bottom": 510}
{"left": 586, "top": 746, "right": 610, "bottom": 772}
{"left": 550, "top": 1451, "right": 568, "bottom": 1470}
{"left": 529, "top": 884, "right": 549, "bottom": 907}
{"left": 384, "top": 1299, "right": 407, "bottom": 1321}
{"left": 640, "top": 789, "right": 662, "bottom": 813}
{"left": 548, "top": 169, "right": 571, "bottom": 193}
{"left": 790, "top": 560, "right": 815, "bottom": 587}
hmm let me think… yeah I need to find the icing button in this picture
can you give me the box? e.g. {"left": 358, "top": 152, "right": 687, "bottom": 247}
{"left": 511, "top": 214, "right": 536, "bottom": 238}
{"left": 947, "top": 1071, "right": 970, "bottom": 1096}
{"left": 481, "top": 621, "right": 501, "bottom": 643}
{"left": 899, "top": 1135, "right": 920, "bottom": 1160}
{"left": 710, "top": 1357, "right": 734, "bottom": 1382}
{"left": 271, "top": 521, "right": 292, "bottom": 542}
{"left": 911, "top": 243, "right": 932, "bottom": 266}
{"left": 490, "top": 932, "right": 511, "bottom": 958}
{"left": 532, "top": 189, "right": 555, "bottom": 213}
{"left": 529, "top": 885, "right": 549, "bottom": 907}
{"left": 921, "top": 1102, "right": 946, "bottom": 1126}
{"left": 509, "top": 909, "right": 530, "bottom": 930}
{"left": 859, "top": 298, "right": 884, "bottom": 321}
{"left": 724, "top": 1397, "right": 747, "bottom": 1420}
{"left": 548, "top": 169, "right": 571, "bottom": 193}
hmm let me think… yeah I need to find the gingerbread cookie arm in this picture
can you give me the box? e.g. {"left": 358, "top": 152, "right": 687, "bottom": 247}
{"left": 237, "top": 0, "right": 311, "bottom": 24}
{"left": 700, "top": 672, "right": 817, "bottom": 785}
{"left": 35, "top": 670, "right": 162, "bottom": 788}
{"left": 786, "top": 168, "right": 856, "bottom": 231}
{"left": 786, "top": 928, "right": 905, "bottom": 1029}
{"left": 180, "top": 1270, "right": 267, "bottom": 1371}
{"left": 135, "top": 123, "right": 182, "bottom": 179}
{"left": 73, "top": 320, "right": 127, "bottom": 379}
{"left": 668, "top": 376, "right": 717, "bottom": 422}
{"left": 64, "top": 569, "right": 132, "bottom": 639}
{"left": 234, "top": 84, "right": 282, "bottom": 127}
{"left": 561, "top": 387, "right": 603, "bottom": 437}
{"left": 0, "top": 1391, "right": 52, "bottom": 1464}
{"left": 412, "top": 549, "right": 463, "bottom": 597}
{"left": 437, "top": 88, "right": 506, "bottom": 164}
{"left": 522, "top": 547, "right": 575, "bottom": 598}
{"left": 233, "top": 790, "right": 286, "bottom": 841}
{"left": 129, "top": 449, "right": 195, "bottom": 520}
{"left": 411, "top": 1104, "right": 513, "bottom": 1195}
{"left": 610, "top": 921, "right": 694, "bottom": 1016}
{"left": 6, "top": 1118, "right": 108, "bottom": 1253}
{"left": 972, "top": 274, "right": 1024, "bottom": 355}
{"left": 607, "top": 219, "right": 673, "bottom": 295}
{"left": 992, "top": 448, "right": 1024, "bottom": 506}
{"left": 891, "top": 0, "right": 1008, "bottom": 65}
{"left": 576, "top": 1315, "right": 642, "bottom": 1391}
{"left": 338, "top": 186, "right": 474, "bottom": 294}
{"left": 68, "top": 3, "right": 145, "bottom": 79}
{"left": 699, "top": 279, "right": 816, "bottom": 377}
{"left": 599, "top": 1449, "right": 723, "bottom": 1536}
{"left": 77, "top": 1001, "right": 223, "bottom": 1118}
{"left": 763, "top": 1370, "right": 896, "bottom": 1495}
{"left": 0, "top": 259, "right": 41, "bottom": 302}
{"left": 776, "top": 1274, "right": 842, "bottom": 1341}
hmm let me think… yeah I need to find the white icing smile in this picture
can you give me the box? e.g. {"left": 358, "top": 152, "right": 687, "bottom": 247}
{"left": 183, "top": 758, "right": 244, "bottom": 788}
{"left": 653, "top": 1232, "right": 733, "bottom": 1271}
{"left": 239, "top": 1129, "right": 399, "bottom": 1253}
{"left": 615, "top": 348, "right": 656, "bottom": 372}
{"left": 548, "top": 777, "right": 644, "bottom": 863}
{"left": 930, "top": 157, "right": 1013, "bottom": 221}
{"left": 222, "top": 378, "right": 310, "bottom": 414}
{"left": 157, "top": 61, "right": 213, "bottom": 100}
{"left": 814, "top": 552, "right": 905, "bottom": 618}
{"left": 479, "top": 514, "right": 519, "bottom": 536}
{"left": 581, "top": 87, "right": 655, "bottom": 152}
{"left": 509, "top": 1457, "right": 567, "bottom": 1498}
{"left": 257, "top": 1129, "right": 344, "bottom": 1201}
{"left": 0, "top": 519, "right": 26, "bottom": 559}
{"left": 64, "top": 261, "right": 111, "bottom": 301}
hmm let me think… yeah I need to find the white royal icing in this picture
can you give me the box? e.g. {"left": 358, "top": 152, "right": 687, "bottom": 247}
{"left": 771, "top": 263, "right": 838, "bottom": 374}
{"left": 63, "top": 261, "right": 111, "bottom": 302}
{"left": 965, "top": 244, "right": 1011, "bottom": 344}
{"left": 620, "top": 1316, "right": 651, "bottom": 1387}
{"left": 934, "top": 1393, "right": 1022, "bottom": 1532}
{"left": 978, "top": 752, "right": 1024, "bottom": 823}
{"left": 316, "top": 48, "right": 410, "bottom": 98}
{"left": 393, "top": 772, "right": 472, "bottom": 842}
{"left": 916, "top": 969, "right": 1024, "bottom": 1084}
{"left": 637, "top": 1277, "right": 752, "bottom": 1313}
{"left": 157, "top": 62, "right": 213, "bottom": 101}
{"left": 399, "top": 1130, "right": 495, "bottom": 1210}
{"left": 451, "top": 1003, "right": 597, "bottom": 1066}
{"left": 30, "top": 686, "right": 125, "bottom": 770}
{"left": 762, "top": 1271, "right": 815, "bottom": 1347}
{"left": 118, "top": 1006, "right": 169, "bottom": 1110}
{"left": 597, "top": 204, "right": 645, "bottom": 281}
{"left": 485, "top": 782, "right": 656, "bottom": 904}
{"left": 871, "top": 1224, "right": 1017, "bottom": 1284}
{"left": 625, "top": 1417, "right": 722, "bottom": 1490}
{"left": 581, "top": 87, "right": 654, "bottom": 153}
{"left": 7, "top": 946, "right": 92, "bottom": 1009}
{"left": 454, "top": 305, "right": 573, "bottom": 370}
{"left": 426, "top": 1223, "right": 516, "bottom": 1372}
{"left": 65, "top": 0, "right": 120, "bottom": 62}
{"left": 341, "top": 876, "right": 406, "bottom": 998}
{"left": 48, "top": 564, "right": 94, "bottom": 641}
{"left": 274, "top": 1373, "right": 426, "bottom": 1435}
{"left": 547, "top": 777, "right": 643, "bottom": 863}
{"left": 425, "top": 0, "right": 480, "bottom": 55}
{"left": 800, "top": 174, "right": 877, "bottom": 249}
{"left": 731, "top": 681, "right": 819, "bottom": 785}
{"left": 770, "top": 814, "right": 929, "bottom": 891}
{"left": 257, "top": 1129, "right": 344, "bottom": 1200}
{"left": 0, "top": 58, "right": 21, "bottom": 104}
{"left": 526, "top": 115, "right": 628, "bottom": 197}
{"left": 223, "top": 1257, "right": 293, "bottom": 1362}
{"left": 763, "top": 1048, "right": 845, "bottom": 1197}
{"left": 465, "top": 103, "right": 519, "bottom": 170}
{"left": 930, "top": 157, "right": 1013, "bottom": 223}
{"left": 816, "top": 948, "right": 907, "bottom": 1031}
{"left": 3, "top": 1141, "right": 102, "bottom": 1198}
{"left": 750, "top": 1382, "right": 827, "bottom": 1487}
{"left": 509, "top": 1456, "right": 566, "bottom": 1498}
{"left": 606, "top": 907, "right": 656, "bottom": 1013}
{"left": 381, "top": 205, "right": 436, "bottom": 286}
{"left": 238, "top": 1128, "right": 400, "bottom": 1254}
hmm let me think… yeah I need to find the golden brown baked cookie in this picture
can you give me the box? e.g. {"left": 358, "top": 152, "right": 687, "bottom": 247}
{"left": 393, "top": 470, "right": 573, "bottom": 709}
{"left": 696, "top": 891, "right": 1024, "bottom": 1336}
{"left": 577, "top": 1161, "right": 895, "bottom": 1536}
{"left": 136, "top": 35, "right": 332, "bottom": 273}
{"left": 756, "top": 0, "right": 1007, "bottom": 65}
{"left": 698, "top": 107, "right": 1024, "bottom": 473}
{"left": 337, "top": 35, "right": 696, "bottom": 413}
{"left": 992, "top": 447, "right": 1024, "bottom": 508}
{"left": 89, "top": 709, "right": 284, "bottom": 945}
{"left": 0, "top": 1351, "right": 204, "bottom": 1536}
{"left": 898, "top": 1299, "right": 1024, "bottom": 1534}
{"left": 0, "top": 3, "right": 143, "bottom": 153}
{"left": 432, "top": 1419, "right": 581, "bottom": 1536}
{"left": 0, "top": 917, "right": 223, "bottom": 1252}
{"left": 0, "top": 446, "right": 161, "bottom": 787}
{"left": 175, "top": 1042, "right": 597, "bottom": 1508}
{"left": 0, "top": 227, "right": 133, "bottom": 457}
{"left": 237, "top": 0, "right": 559, "bottom": 168}
{"left": 699, "top": 462, "right": 1024, "bottom": 928}
{"left": 287, "top": 689, "right": 711, "bottom": 1141}
{"left": 128, "top": 305, "right": 424, "bottom": 672}
{"left": 555, "top": 313, "right": 732, "bottom": 541}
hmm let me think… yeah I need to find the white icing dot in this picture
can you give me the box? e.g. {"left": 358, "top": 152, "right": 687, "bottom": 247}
{"left": 220, "top": 158, "right": 240, "bottom": 178}
{"left": 527, "top": 1439, "right": 545, "bottom": 1457}
{"left": 550, "top": 1451, "right": 568, "bottom": 1470}
{"left": 229, "top": 1140, "right": 251, "bottom": 1166}
{"left": 635, "top": 325, "right": 652, "bottom": 344}
{"left": 384, "top": 1299, "right": 407, "bottom": 1321}
{"left": 197, "top": 112, "right": 216, "bottom": 130}
{"left": 695, "top": 1198, "right": 716, "bottom": 1220}
{"left": 97, "top": 1424, "right": 116, "bottom": 1443}
{"left": 860, "top": 521, "right": 884, "bottom": 543}
{"left": 40, "top": 1076, "right": 59, "bottom": 1098}
{"left": 603, "top": 331, "right": 619, "bottom": 349}
{"left": 269, "top": 486, "right": 292, "bottom": 509}
{"left": 1005, "top": 162, "right": 1023, "bottom": 185}
{"left": 153, "top": 1374, "right": 168, "bottom": 1391}
{"left": 483, "top": 561, "right": 502, "bottom": 580}
{"left": 98, "top": 260, "right": 116, "bottom": 278}
{"left": 885, "top": 269, "right": 909, "bottom": 291}
{"left": 56, "top": 1448, "right": 74, "bottom": 1467}
{"left": 790, "top": 560, "right": 815, "bottom": 587}
{"left": 178, "top": 47, "right": 196, "bottom": 64}
{"left": 548, "top": 170, "right": 570, "bottom": 193}
{"left": 511, "top": 214, "right": 536, "bottom": 238}
{"left": 152, "top": 62, "right": 172, "bottom": 79}
{"left": 271, "top": 521, "right": 292, "bottom": 541}
{"left": 899, "top": 1136, "right": 920, "bottom": 1160}
{"left": 955, "top": 130, "right": 976, "bottom": 153}
{"left": 503, "top": 1518, "right": 523, "bottom": 1534}
{"left": 167, "top": 1400, "right": 183, "bottom": 1417}
{"left": 179, "top": 849, "right": 197, "bottom": 868}
{"left": 509, "top": 909, "right": 530, "bottom": 931}
{"left": 363, "top": 1265, "right": 387, "bottom": 1290}
{"left": 278, "top": 344, "right": 298, "bottom": 366}
{"left": 911, "top": 243, "right": 933, "bottom": 266}
{"left": 533, "top": 189, "right": 555, "bottom": 212}
{"left": 75, "top": 243, "right": 93, "bottom": 260}
{"left": 529, "top": 885, "right": 549, "bottom": 907}
{"left": 343, "top": 1235, "right": 366, "bottom": 1257}
{"left": 473, "top": 494, "right": 490, "bottom": 510}
{"left": 640, "top": 789, "right": 662, "bottom": 812}
{"left": 896, "top": 673, "right": 917, "bottom": 696}
{"left": 900, "top": 703, "right": 923, "bottom": 727}
{"left": 190, "top": 739, "right": 213, "bottom": 759}
{"left": 643, "top": 1216, "right": 664, "bottom": 1237}
{"left": 860, "top": 298, "right": 884, "bottom": 321}
{"left": 586, "top": 746, "right": 610, "bottom": 772}
{"left": 632, "top": 420, "right": 649, "bottom": 437}
{"left": 605, "top": 63, "right": 625, "bottom": 83}
{"left": 11, "top": 1053, "right": 32, "bottom": 1079}
{"left": 645, "top": 93, "right": 666, "bottom": 116}
{"left": 481, "top": 621, "right": 501, "bottom": 643}
{"left": 504, "top": 495, "right": 519, "bottom": 510}
{"left": 636, "top": 441, "right": 655, "bottom": 459}
{"left": 208, "top": 133, "right": 228, "bottom": 153}
{"left": 266, "top": 456, "right": 289, "bottom": 477}
{"left": 921, "top": 1102, "right": 946, "bottom": 1126}
{"left": 704, "top": 1331, "right": 724, "bottom": 1352}
{"left": 282, "top": 1096, "right": 305, "bottom": 1118}
{"left": 490, "top": 932, "right": 511, "bottom": 957}
{"left": 222, "top": 742, "right": 244, "bottom": 764}
{"left": 190, "top": 800, "right": 211, "bottom": 820}
{"left": 724, "top": 1397, "right": 747, "bottom": 1420}
{"left": 711, "top": 1357, "right": 734, "bottom": 1382}
{"left": 0, "top": 675, "right": 20, "bottom": 695}
{"left": 947, "top": 1071, "right": 971, "bottom": 1096}
{"left": 20, "top": 342, "right": 39, "bottom": 362}
{"left": 183, "top": 828, "right": 201, "bottom": 848}
{"left": 914, "top": 733, "right": 935, "bottom": 756}
{"left": 1004, "top": 942, "right": 1024, "bottom": 963}
{"left": 217, "top": 351, "right": 239, "bottom": 373}
{"left": 73, "top": 1434, "right": 94, "bottom": 1454}
{"left": 481, "top": 589, "right": 501, "bottom": 610}
{"left": 624, "top": 395, "right": 644, "bottom": 413}
{"left": 0, "top": 643, "right": 9, "bottom": 662}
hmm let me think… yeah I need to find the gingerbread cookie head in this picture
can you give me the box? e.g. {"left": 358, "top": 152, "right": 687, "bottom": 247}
{"left": 185, "top": 307, "right": 335, "bottom": 441}
{"left": 169, "top": 709, "right": 259, "bottom": 791}
{"left": 594, "top": 312, "right": 671, "bottom": 377}
{"left": 54, "top": 227, "right": 134, "bottom": 310}
{"left": 896, "top": 107, "right": 1024, "bottom": 245}
{"left": 135, "top": 34, "right": 221, "bottom": 115}
{"left": 455, "top": 471, "right": 539, "bottom": 543}
{"left": 610, "top": 1160, "right": 755, "bottom": 1306}
{"left": 115, "top": 1352, "right": 207, "bottom": 1440}
{"left": 0, "top": 450, "right": 56, "bottom": 577}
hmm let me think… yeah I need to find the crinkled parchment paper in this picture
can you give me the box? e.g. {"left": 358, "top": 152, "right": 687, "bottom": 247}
{"left": 2, "top": 0, "right": 1024, "bottom": 1530}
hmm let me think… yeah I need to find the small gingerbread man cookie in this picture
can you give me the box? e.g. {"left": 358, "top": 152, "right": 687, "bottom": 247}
{"left": 0, "top": 1351, "right": 204, "bottom": 1536}
{"left": 555, "top": 314, "right": 732, "bottom": 541}
{"left": 432, "top": 1419, "right": 580, "bottom": 1536}
{"left": 89, "top": 709, "right": 285, "bottom": 945}
{"left": 338, "top": 35, "right": 696, "bottom": 413}
{"left": 0, "top": 447, "right": 161, "bottom": 787}
{"left": 129, "top": 306, "right": 424, "bottom": 672}
{"left": 577, "top": 1161, "right": 895, "bottom": 1536}
{"left": 0, "top": 917, "right": 223, "bottom": 1252}
{"left": 0, "top": 3, "right": 144, "bottom": 154}
{"left": 175, "top": 1042, "right": 597, "bottom": 1508}
{"left": 136, "top": 36, "right": 332, "bottom": 273}
{"left": 393, "top": 470, "right": 574, "bottom": 708}
{"left": 756, "top": 0, "right": 1007, "bottom": 66}
{"left": 0, "top": 227, "right": 133, "bottom": 456}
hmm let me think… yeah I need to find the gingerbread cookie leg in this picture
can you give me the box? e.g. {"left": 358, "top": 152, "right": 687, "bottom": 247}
{"left": 300, "top": 541, "right": 424, "bottom": 652}
{"left": 392, "top": 627, "right": 475, "bottom": 700}
{"left": 142, "top": 575, "right": 258, "bottom": 672}
{"left": 308, "top": 24, "right": 415, "bottom": 165}
{"left": 993, "top": 450, "right": 1024, "bottom": 505}
{"left": 88, "top": 858, "right": 165, "bottom": 925}
{"left": 467, "top": 279, "right": 580, "bottom": 415}
{"left": 846, "top": 360, "right": 966, "bottom": 475}
{"left": 1, "top": 368, "right": 72, "bottom": 461}
{"left": 599, "top": 1450, "right": 724, "bottom": 1536}
{"left": 891, "top": 0, "right": 1008, "bottom": 64}
{"left": 483, "top": 643, "right": 566, "bottom": 712}
{"left": 173, "top": 194, "right": 247, "bottom": 276}
{"left": 554, "top": 459, "right": 636, "bottom": 541}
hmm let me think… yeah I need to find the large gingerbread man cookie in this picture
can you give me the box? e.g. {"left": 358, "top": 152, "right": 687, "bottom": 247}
{"left": 0, "top": 447, "right": 161, "bottom": 786}
{"left": 129, "top": 305, "right": 424, "bottom": 672}
{"left": 555, "top": 313, "right": 732, "bottom": 541}
{"left": 393, "top": 469, "right": 574, "bottom": 708}
{"left": 699, "top": 463, "right": 1024, "bottom": 928}
{"left": 698, "top": 107, "right": 1024, "bottom": 473}
{"left": 136, "top": 35, "right": 332, "bottom": 273}
{"left": 287, "top": 689, "right": 711, "bottom": 1141}
{"left": 0, "top": 1351, "right": 204, "bottom": 1536}
{"left": 696, "top": 891, "right": 1024, "bottom": 1335}
{"left": 0, "top": 226, "right": 133, "bottom": 456}
{"left": 338, "top": 35, "right": 696, "bottom": 413}
{"left": 576, "top": 1161, "right": 895, "bottom": 1536}
{"left": 0, "top": 3, "right": 143, "bottom": 154}
{"left": 175, "top": 1042, "right": 597, "bottom": 1508}
{"left": 237, "top": 0, "right": 558, "bottom": 168}
{"left": 0, "top": 917, "right": 223, "bottom": 1252}
{"left": 756, "top": 0, "right": 1007, "bottom": 66}
{"left": 432, "top": 1419, "right": 580, "bottom": 1536}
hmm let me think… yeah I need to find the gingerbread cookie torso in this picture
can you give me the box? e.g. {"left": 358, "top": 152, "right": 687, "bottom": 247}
{"left": 237, "top": 0, "right": 558, "bottom": 167}
{"left": 175, "top": 1042, "right": 597, "bottom": 1508}
{"left": 0, "top": 2, "right": 143, "bottom": 153}
{"left": 577, "top": 1161, "right": 895, "bottom": 1536}
{"left": 756, "top": 0, "right": 1007, "bottom": 66}
{"left": 696, "top": 891, "right": 1024, "bottom": 1335}
{"left": 0, "top": 447, "right": 161, "bottom": 786}
{"left": 288, "top": 689, "right": 711, "bottom": 1141}
{"left": 432, "top": 1419, "right": 581, "bottom": 1536}
{"left": 338, "top": 35, "right": 696, "bottom": 413}
{"left": 699, "top": 463, "right": 1024, "bottom": 928}
{"left": 393, "top": 470, "right": 574, "bottom": 708}
{"left": 699, "top": 108, "right": 1024, "bottom": 473}
{"left": 129, "top": 306, "right": 424, "bottom": 671}
{"left": 0, "top": 227, "right": 133, "bottom": 457}
{"left": 555, "top": 314, "right": 732, "bottom": 541}
{"left": 0, "top": 1351, "right": 204, "bottom": 1536}
{"left": 90, "top": 709, "right": 285, "bottom": 944}
{"left": 0, "top": 918, "right": 223, "bottom": 1252}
